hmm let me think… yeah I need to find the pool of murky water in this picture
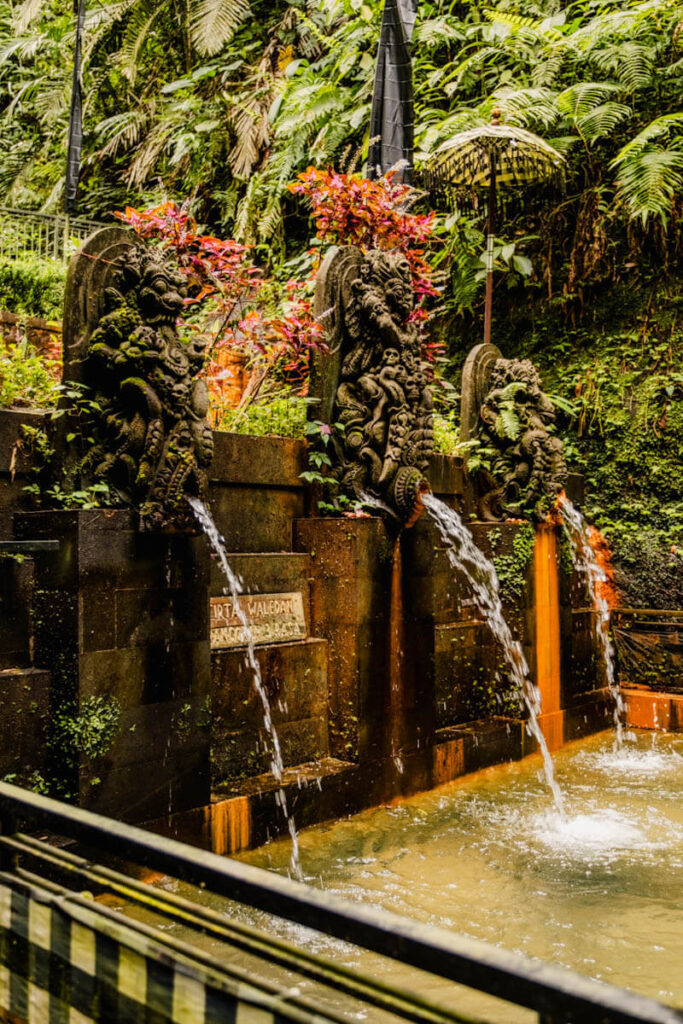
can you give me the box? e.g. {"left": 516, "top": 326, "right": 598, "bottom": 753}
{"left": 230, "top": 729, "right": 683, "bottom": 1008}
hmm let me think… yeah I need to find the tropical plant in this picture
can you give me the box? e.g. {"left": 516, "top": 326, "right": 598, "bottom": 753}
{"left": 118, "top": 199, "right": 324, "bottom": 414}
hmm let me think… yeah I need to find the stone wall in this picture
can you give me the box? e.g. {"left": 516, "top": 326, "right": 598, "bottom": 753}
{"left": 0, "top": 405, "right": 610, "bottom": 839}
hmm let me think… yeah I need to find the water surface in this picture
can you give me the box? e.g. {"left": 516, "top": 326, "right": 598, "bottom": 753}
{"left": 236, "top": 730, "right": 683, "bottom": 1008}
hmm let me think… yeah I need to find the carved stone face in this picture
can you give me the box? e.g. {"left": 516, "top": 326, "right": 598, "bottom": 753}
{"left": 384, "top": 258, "right": 414, "bottom": 321}
{"left": 136, "top": 255, "right": 187, "bottom": 327}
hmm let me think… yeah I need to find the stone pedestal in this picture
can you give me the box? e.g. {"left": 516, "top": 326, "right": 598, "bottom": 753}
{"left": 295, "top": 518, "right": 396, "bottom": 762}
{"left": 15, "top": 510, "right": 211, "bottom": 822}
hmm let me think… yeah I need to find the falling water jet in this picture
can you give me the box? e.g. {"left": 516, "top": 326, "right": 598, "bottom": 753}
{"left": 422, "top": 493, "right": 566, "bottom": 815}
{"left": 188, "top": 497, "right": 304, "bottom": 881}
{"left": 556, "top": 495, "right": 624, "bottom": 751}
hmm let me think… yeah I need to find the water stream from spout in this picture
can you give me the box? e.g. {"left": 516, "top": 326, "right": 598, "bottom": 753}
{"left": 188, "top": 497, "right": 303, "bottom": 880}
{"left": 422, "top": 494, "right": 565, "bottom": 815}
{"left": 557, "top": 497, "right": 624, "bottom": 750}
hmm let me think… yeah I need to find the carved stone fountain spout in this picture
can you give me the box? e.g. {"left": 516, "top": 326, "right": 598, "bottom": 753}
{"left": 312, "top": 246, "right": 433, "bottom": 525}
{"left": 460, "top": 343, "right": 567, "bottom": 522}
{"left": 60, "top": 226, "right": 213, "bottom": 529}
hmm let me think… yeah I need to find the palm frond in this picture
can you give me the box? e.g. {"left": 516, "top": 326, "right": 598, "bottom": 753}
{"left": 12, "top": 0, "right": 46, "bottom": 34}
{"left": 190, "top": 0, "right": 251, "bottom": 57}
{"left": 120, "top": 1, "right": 166, "bottom": 83}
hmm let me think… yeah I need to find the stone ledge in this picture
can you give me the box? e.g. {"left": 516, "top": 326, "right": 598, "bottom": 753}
{"left": 623, "top": 687, "right": 683, "bottom": 731}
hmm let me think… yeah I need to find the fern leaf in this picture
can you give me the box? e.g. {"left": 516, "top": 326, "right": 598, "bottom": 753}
{"left": 613, "top": 112, "right": 683, "bottom": 159}
{"left": 496, "top": 405, "right": 521, "bottom": 441}
{"left": 120, "top": 1, "right": 165, "bottom": 83}
{"left": 414, "top": 17, "right": 463, "bottom": 48}
{"left": 576, "top": 101, "right": 632, "bottom": 142}
{"left": 614, "top": 148, "right": 683, "bottom": 224}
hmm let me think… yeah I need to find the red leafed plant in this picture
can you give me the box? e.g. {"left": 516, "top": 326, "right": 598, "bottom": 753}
{"left": 288, "top": 167, "right": 440, "bottom": 350}
{"left": 116, "top": 202, "right": 324, "bottom": 420}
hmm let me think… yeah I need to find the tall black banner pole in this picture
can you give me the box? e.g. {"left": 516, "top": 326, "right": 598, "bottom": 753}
{"left": 367, "top": 0, "right": 418, "bottom": 182}
{"left": 65, "top": 0, "right": 86, "bottom": 217}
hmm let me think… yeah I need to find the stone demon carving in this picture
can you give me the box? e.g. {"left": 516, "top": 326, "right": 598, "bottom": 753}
{"left": 62, "top": 226, "right": 213, "bottom": 528}
{"left": 461, "top": 344, "right": 567, "bottom": 521}
{"left": 313, "top": 246, "right": 433, "bottom": 524}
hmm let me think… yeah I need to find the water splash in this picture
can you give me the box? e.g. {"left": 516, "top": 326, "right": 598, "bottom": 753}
{"left": 580, "top": 745, "right": 682, "bottom": 778}
{"left": 556, "top": 497, "right": 623, "bottom": 750}
{"left": 422, "top": 494, "right": 565, "bottom": 815}
{"left": 533, "top": 808, "right": 646, "bottom": 854}
{"left": 188, "top": 497, "right": 303, "bottom": 881}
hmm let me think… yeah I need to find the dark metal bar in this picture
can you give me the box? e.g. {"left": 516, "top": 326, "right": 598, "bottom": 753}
{"left": 0, "top": 784, "right": 679, "bottom": 1024}
{"left": 1, "top": 834, "right": 471, "bottom": 1024}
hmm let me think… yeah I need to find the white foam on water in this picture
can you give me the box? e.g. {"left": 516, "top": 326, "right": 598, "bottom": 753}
{"left": 533, "top": 809, "right": 647, "bottom": 854}
{"left": 586, "top": 747, "right": 683, "bottom": 777}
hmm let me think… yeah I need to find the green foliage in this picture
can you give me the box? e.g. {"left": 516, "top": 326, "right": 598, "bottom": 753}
{"left": 0, "top": 336, "right": 58, "bottom": 408}
{"left": 299, "top": 417, "right": 369, "bottom": 516}
{"left": 21, "top": 385, "right": 114, "bottom": 510}
{"left": 6, "top": 0, "right": 683, "bottom": 247}
{"left": 217, "top": 392, "right": 311, "bottom": 437}
{"left": 0, "top": 256, "right": 66, "bottom": 320}
{"left": 433, "top": 410, "right": 460, "bottom": 455}
{"left": 498, "top": 281, "right": 683, "bottom": 609}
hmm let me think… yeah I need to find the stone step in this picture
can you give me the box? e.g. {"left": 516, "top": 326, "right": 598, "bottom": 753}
{"left": 210, "top": 637, "right": 329, "bottom": 786}
{"left": 0, "top": 667, "right": 50, "bottom": 782}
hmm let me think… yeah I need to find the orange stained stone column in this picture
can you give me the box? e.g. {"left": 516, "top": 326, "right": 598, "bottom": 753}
{"left": 211, "top": 796, "right": 251, "bottom": 855}
{"left": 534, "top": 526, "right": 563, "bottom": 751}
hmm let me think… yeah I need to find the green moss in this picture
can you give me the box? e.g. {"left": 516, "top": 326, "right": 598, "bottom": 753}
{"left": 48, "top": 696, "right": 122, "bottom": 799}
{"left": 560, "top": 529, "right": 575, "bottom": 580}
{"left": 490, "top": 524, "right": 536, "bottom": 606}
{"left": 463, "top": 664, "right": 523, "bottom": 721}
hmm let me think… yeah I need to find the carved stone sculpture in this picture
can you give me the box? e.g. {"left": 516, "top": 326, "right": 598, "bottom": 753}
{"left": 313, "top": 246, "right": 433, "bottom": 524}
{"left": 61, "top": 226, "right": 213, "bottom": 529}
{"left": 461, "top": 344, "right": 567, "bottom": 521}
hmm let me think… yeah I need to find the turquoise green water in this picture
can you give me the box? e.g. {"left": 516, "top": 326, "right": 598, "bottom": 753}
{"left": 235, "top": 730, "right": 683, "bottom": 1008}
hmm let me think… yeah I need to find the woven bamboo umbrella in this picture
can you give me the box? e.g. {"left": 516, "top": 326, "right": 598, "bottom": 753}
{"left": 424, "top": 110, "right": 565, "bottom": 344}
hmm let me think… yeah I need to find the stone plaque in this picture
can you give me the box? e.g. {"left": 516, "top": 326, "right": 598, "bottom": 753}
{"left": 210, "top": 592, "right": 307, "bottom": 649}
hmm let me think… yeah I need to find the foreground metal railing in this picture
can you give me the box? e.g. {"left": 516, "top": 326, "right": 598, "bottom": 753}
{"left": 0, "top": 782, "right": 679, "bottom": 1024}
{"left": 0, "top": 206, "right": 105, "bottom": 262}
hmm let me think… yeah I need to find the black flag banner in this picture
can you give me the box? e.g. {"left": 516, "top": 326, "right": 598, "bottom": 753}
{"left": 65, "top": 0, "right": 86, "bottom": 214}
{"left": 368, "top": 0, "right": 418, "bottom": 182}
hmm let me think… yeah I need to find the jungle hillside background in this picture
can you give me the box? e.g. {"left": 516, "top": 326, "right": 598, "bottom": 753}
{"left": 0, "top": 0, "right": 682, "bottom": 607}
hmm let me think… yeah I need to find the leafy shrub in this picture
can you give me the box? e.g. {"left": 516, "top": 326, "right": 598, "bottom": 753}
{"left": 0, "top": 256, "right": 65, "bottom": 321}
{"left": 117, "top": 201, "right": 324, "bottom": 408}
{"left": 216, "top": 393, "right": 311, "bottom": 437}
{"left": 433, "top": 411, "right": 460, "bottom": 455}
{"left": 0, "top": 336, "right": 59, "bottom": 408}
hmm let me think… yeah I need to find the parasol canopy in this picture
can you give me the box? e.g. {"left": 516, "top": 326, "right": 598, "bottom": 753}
{"left": 424, "top": 120, "right": 565, "bottom": 194}
{"left": 423, "top": 112, "right": 565, "bottom": 345}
